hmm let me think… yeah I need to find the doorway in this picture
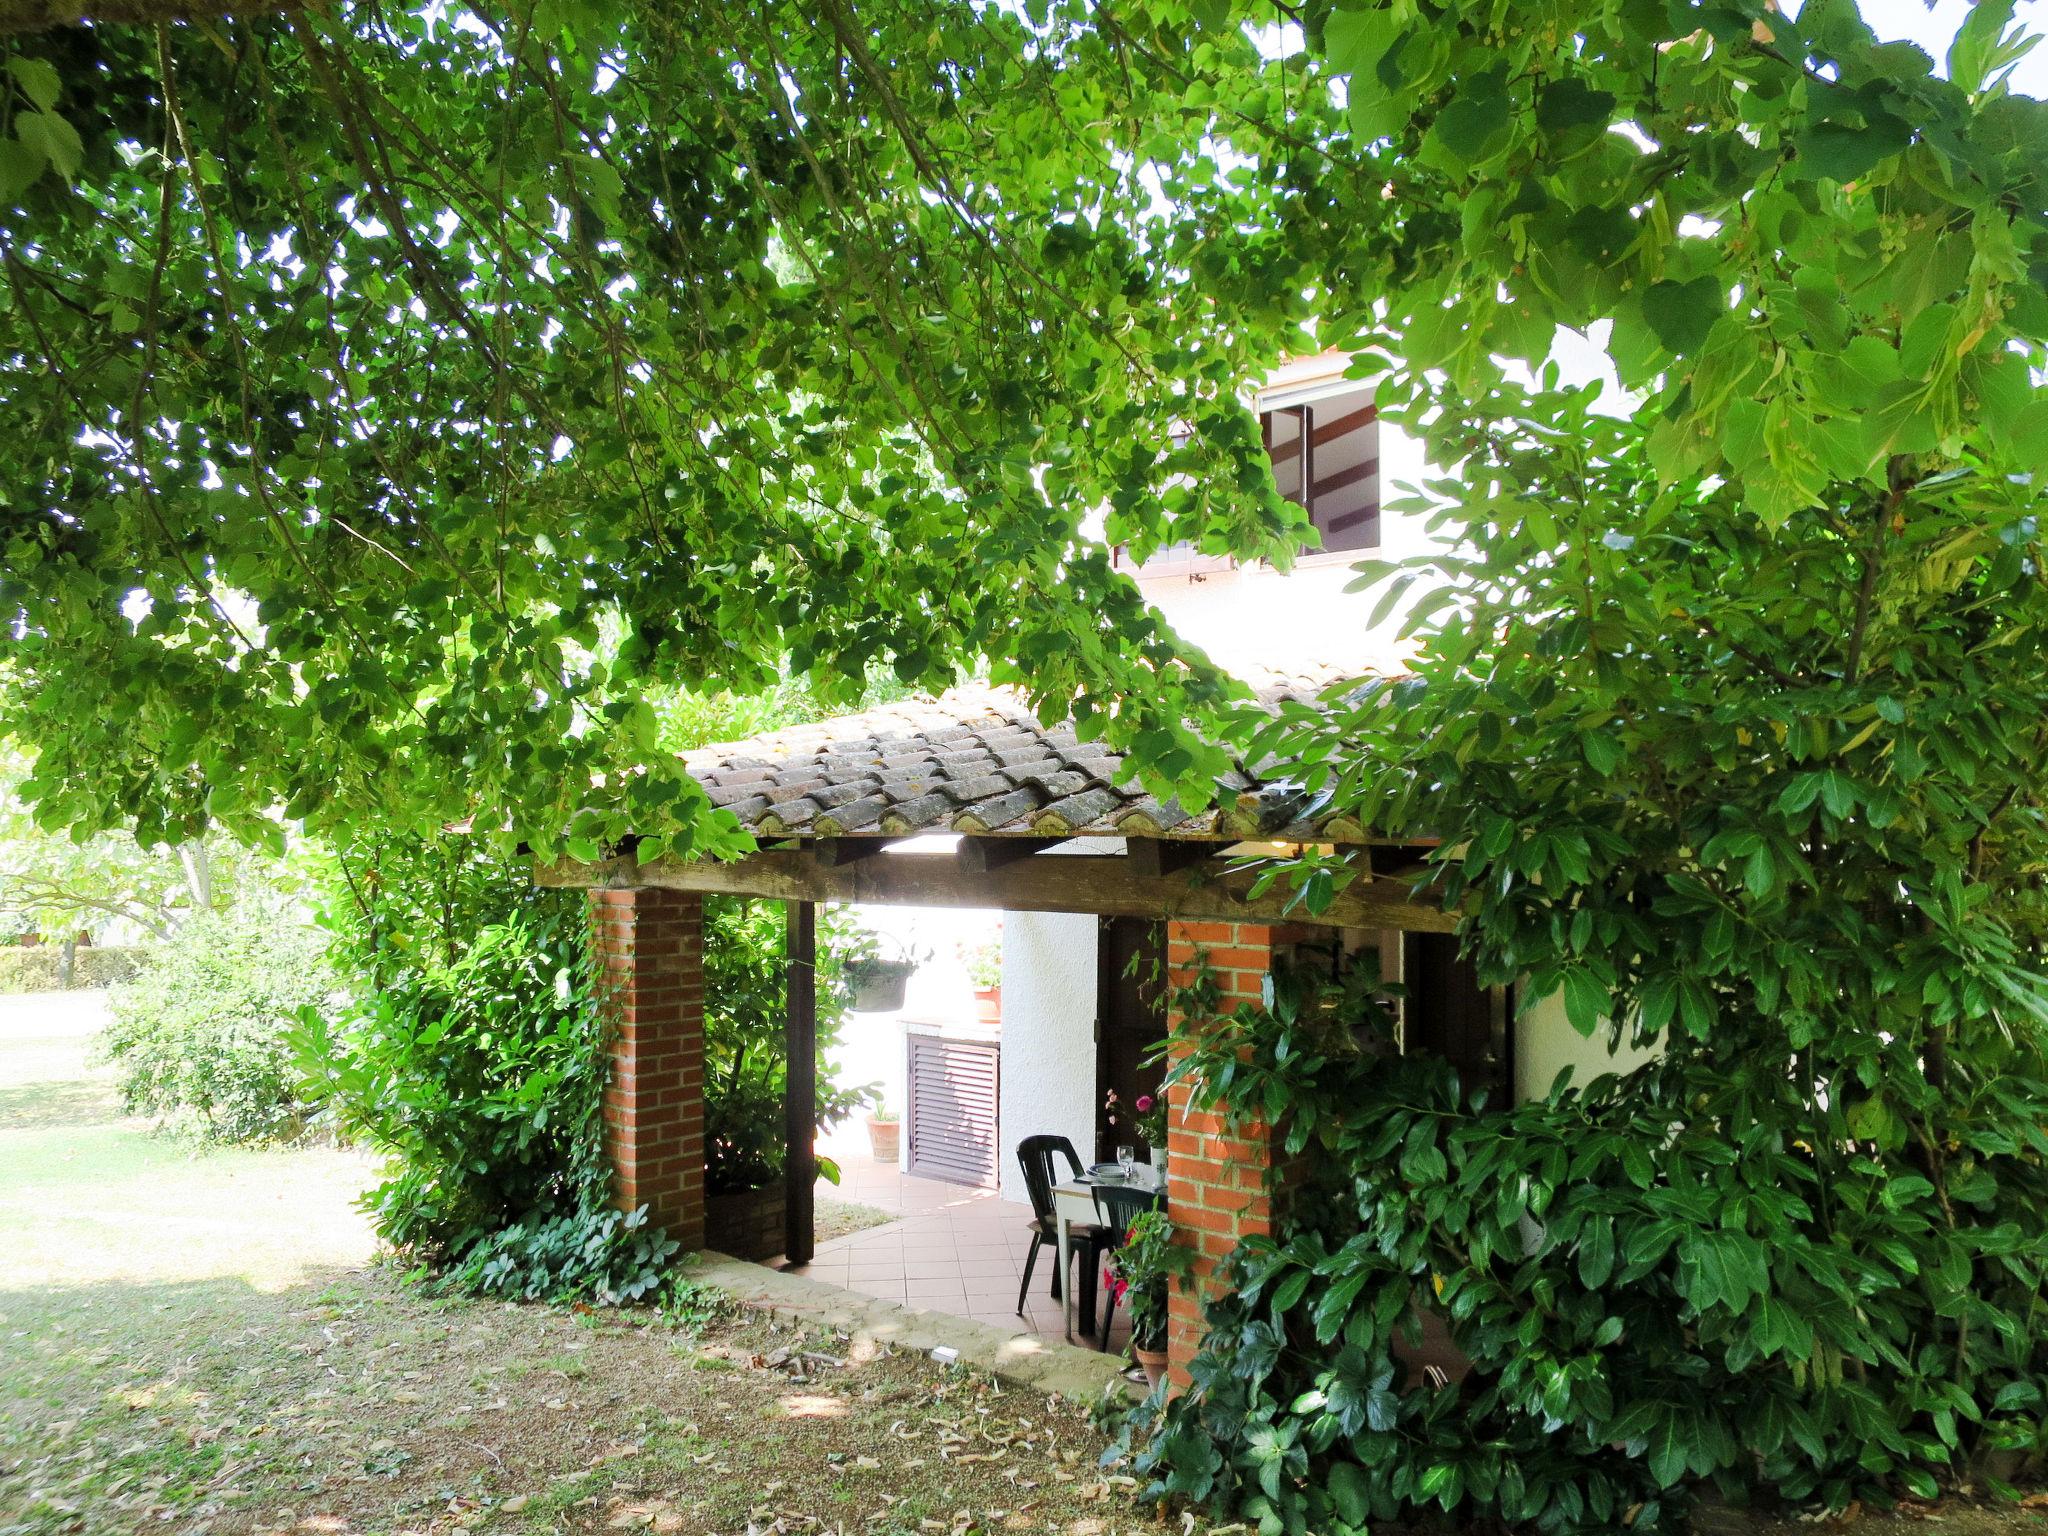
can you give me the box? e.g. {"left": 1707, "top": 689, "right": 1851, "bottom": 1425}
{"left": 1094, "top": 916, "right": 1166, "bottom": 1162}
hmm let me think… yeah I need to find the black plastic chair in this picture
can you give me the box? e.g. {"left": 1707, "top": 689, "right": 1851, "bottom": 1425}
{"left": 1016, "top": 1135, "right": 1107, "bottom": 1331}
{"left": 1092, "top": 1180, "right": 1164, "bottom": 1348}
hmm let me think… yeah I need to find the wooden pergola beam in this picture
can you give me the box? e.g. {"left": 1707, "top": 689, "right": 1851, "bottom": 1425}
{"left": 955, "top": 836, "right": 1068, "bottom": 873}
{"left": 813, "top": 837, "right": 904, "bottom": 866}
{"left": 1125, "top": 839, "right": 1219, "bottom": 880}
{"left": 539, "top": 846, "right": 1459, "bottom": 934}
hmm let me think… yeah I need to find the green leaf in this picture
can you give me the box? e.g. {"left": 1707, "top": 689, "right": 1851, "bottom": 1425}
{"left": 1425, "top": 76, "right": 1511, "bottom": 169}
{"left": 1641, "top": 277, "right": 1724, "bottom": 356}
{"left": 7, "top": 54, "right": 61, "bottom": 113}
{"left": 1535, "top": 78, "right": 1615, "bottom": 133}
{"left": 1793, "top": 115, "right": 1911, "bottom": 183}
{"left": 1327, "top": 1461, "right": 1372, "bottom": 1526}
{"left": 0, "top": 134, "right": 44, "bottom": 199}
{"left": 1561, "top": 968, "right": 1608, "bottom": 1035}
{"left": 13, "top": 110, "right": 80, "bottom": 179}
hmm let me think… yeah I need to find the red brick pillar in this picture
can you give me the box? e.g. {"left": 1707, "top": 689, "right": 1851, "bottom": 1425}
{"left": 589, "top": 889, "right": 706, "bottom": 1251}
{"left": 1162, "top": 920, "right": 1284, "bottom": 1391}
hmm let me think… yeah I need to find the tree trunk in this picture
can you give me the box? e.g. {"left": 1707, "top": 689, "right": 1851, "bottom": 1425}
{"left": 179, "top": 842, "right": 214, "bottom": 915}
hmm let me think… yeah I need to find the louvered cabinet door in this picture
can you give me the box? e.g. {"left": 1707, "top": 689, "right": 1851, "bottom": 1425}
{"left": 906, "top": 1036, "right": 1000, "bottom": 1188}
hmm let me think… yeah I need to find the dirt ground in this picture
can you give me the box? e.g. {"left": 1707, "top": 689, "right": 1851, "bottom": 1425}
{"left": 2, "top": 1261, "right": 1167, "bottom": 1536}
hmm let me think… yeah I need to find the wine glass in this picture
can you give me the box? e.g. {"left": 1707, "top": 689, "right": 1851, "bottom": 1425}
{"left": 1117, "top": 1144, "right": 1135, "bottom": 1181}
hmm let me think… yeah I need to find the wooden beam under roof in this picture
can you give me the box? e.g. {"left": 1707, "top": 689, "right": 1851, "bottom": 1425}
{"left": 1125, "top": 839, "right": 1220, "bottom": 880}
{"left": 812, "top": 836, "right": 906, "bottom": 866}
{"left": 955, "top": 836, "right": 1068, "bottom": 873}
{"left": 539, "top": 845, "right": 1458, "bottom": 933}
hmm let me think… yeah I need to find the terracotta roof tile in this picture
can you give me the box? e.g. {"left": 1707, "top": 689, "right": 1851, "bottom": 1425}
{"left": 678, "top": 667, "right": 1395, "bottom": 845}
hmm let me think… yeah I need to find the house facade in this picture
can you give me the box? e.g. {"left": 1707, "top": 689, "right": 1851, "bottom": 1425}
{"left": 548, "top": 351, "right": 1653, "bottom": 1380}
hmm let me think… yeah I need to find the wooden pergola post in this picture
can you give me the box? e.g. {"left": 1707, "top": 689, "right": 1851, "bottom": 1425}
{"left": 784, "top": 899, "right": 818, "bottom": 1266}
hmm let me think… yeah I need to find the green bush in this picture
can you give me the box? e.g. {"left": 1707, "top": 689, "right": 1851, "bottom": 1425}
{"left": 297, "top": 836, "right": 675, "bottom": 1303}
{"left": 1125, "top": 956, "right": 2048, "bottom": 1534}
{"left": 0, "top": 944, "right": 147, "bottom": 992}
{"left": 99, "top": 912, "right": 329, "bottom": 1142}
{"left": 703, "top": 894, "right": 879, "bottom": 1193}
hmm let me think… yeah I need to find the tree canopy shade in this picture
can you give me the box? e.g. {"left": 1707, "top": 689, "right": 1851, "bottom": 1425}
{"left": 0, "top": 0, "right": 1329, "bottom": 858}
{"left": 4, "top": 0, "right": 2047, "bottom": 869}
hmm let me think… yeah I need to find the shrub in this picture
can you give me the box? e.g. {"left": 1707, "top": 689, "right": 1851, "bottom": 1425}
{"left": 1123, "top": 956, "right": 2048, "bottom": 1534}
{"left": 297, "top": 836, "right": 676, "bottom": 1303}
{"left": 0, "top": 944, "right": 147, "bottom": 992}
{"left": 703, "top": 894, "right": 879, "bottom": 1193}
{"left": 99, "top": 910, "right": 329, "bottom": 1142}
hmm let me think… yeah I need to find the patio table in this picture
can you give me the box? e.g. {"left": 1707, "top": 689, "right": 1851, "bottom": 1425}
{"left": 1052, "top": 1163, "right": 1164, "bottom": 1342}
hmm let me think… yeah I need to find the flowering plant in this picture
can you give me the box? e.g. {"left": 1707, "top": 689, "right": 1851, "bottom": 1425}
{"left": 1104, "top": 1209, "right": 1192, "bottom": 1353}
{"left": 1103, "top": 1086, "right": 1167, "bottom": 1155}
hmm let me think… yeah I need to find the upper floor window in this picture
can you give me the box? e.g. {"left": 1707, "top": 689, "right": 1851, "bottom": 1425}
{"left": 1262, "top": 384, "right": 1380, "bottom": 557}
{"left": 1113, "top": 381, "right": 1379, "bottom": 575}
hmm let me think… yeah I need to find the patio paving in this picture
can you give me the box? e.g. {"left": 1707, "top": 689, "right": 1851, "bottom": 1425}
{"left": 795, "top": 1154, "right": 1133, "bottom": 1353}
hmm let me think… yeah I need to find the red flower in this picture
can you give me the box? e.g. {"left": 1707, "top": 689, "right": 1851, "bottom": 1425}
{"left": 1134, "top": 1094, "right": 1154, "bottom": 1113}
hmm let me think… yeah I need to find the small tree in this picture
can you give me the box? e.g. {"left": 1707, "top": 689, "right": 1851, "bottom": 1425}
{"left": 101, "top": 900, "right": 332, "bottom": 1141}
{"left": 701, "top": 894, "right": 879, "bottom": 1194}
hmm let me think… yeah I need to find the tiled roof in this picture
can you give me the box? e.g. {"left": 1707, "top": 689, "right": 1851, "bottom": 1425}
{"left": 683, "top": 665, "right": 1394, "bottom": 845}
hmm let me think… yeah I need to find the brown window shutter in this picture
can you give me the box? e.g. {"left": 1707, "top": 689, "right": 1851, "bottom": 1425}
{"left": 1259, "top": 386, "right": 1381, "bottom": 555}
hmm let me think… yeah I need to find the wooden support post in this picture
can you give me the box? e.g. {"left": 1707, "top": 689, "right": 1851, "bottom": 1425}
{"left": 784, "top": 899, "right": 818, "bottom": 1267}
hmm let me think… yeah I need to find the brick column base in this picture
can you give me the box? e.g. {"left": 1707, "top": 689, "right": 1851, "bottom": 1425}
{"left": 589, "top": 888, "right": 706, "bottom": 1252}
{"left": 1162, "top": 920, "right": 1286, "bottom": 1391}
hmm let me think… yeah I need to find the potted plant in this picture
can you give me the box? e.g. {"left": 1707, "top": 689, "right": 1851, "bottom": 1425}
{"left": 845, "top": 939, "right": 925, "bottom": 1012}
{"left": 865, "top": 1105, "right": 900, "bottom": 1161}
{"left": 965, "top": 939, "right": 1001, "bottom": 1025}
{"left": 1105, "top": 1209, "right": 1194, "bottom": 1389}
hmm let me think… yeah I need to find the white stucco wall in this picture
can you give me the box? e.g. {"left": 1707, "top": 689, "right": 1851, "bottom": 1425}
{"left": 1513, "top": 988, "right": 1660, "bottom": 1105}
{"left": 995, "top": 909, "right": 1099, "bottom": 1205}
{"left": 816, "top": 897, "right": 1003, "bottom": 1168}
{"left": 1132, "top": 413, "right": 1438, "bottom": 675}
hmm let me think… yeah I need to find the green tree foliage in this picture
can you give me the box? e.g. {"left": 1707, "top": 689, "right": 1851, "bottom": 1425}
{"left": 1305, "top": 0, "right": 2048, "bottom": 517}
{"left": 100, "top": 900, "right": 331, "bottom": 1140}
{"left": 1134, "top": 959, "right": 2048, "bottom": 1530}
{"left": 1191, "top": 2, "right": 2048, "bottom": 1523}
{"left": 0, "top": 742, "right": 266, "bottom": 941}
{"left": 297, "top": 837, "right": 676, "bottom": 1301}
{"left": 0, "top": 1, "right": 1322, "bottom": 862}
{"left": 702, "top": 893, "right": 878, "bottom": 1194}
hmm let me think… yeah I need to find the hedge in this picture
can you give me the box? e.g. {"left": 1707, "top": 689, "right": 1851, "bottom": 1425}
{"left": 0, "top": 946, "right": 149, "bottom": 993}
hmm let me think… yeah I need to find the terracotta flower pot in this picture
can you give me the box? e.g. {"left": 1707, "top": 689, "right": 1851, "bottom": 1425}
{"left": 866, "top": 1115, "right": 901, "bottom": 1161}
{"left": 974, "top": 984, "right": 1001, "bottom": 1027}
{"left": 1134, "top": 1344, "right": 1169, "bottom": 1391}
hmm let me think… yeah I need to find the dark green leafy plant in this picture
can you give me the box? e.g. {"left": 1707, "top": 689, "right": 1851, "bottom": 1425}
{"left": 297, "top": 835, "right": 673, "bottom": 1301}
{"left": 703, "top": 894, "right": 878, "bottom": 1194}
{"left": 1123, "top": 957, "right": 2048, "bottom": 1533}
{"left": 100, "top": 904, "right": 331, "bottom": 1143}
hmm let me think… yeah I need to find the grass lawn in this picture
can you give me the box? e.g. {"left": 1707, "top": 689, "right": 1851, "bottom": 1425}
{"left": 0, "top": 992, "right": 1164, "bottom": 1536}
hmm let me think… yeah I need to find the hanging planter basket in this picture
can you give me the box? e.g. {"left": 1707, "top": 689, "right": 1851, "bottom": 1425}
{"left": 848, "top": 957, "right": 917, "bottom": 1011}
